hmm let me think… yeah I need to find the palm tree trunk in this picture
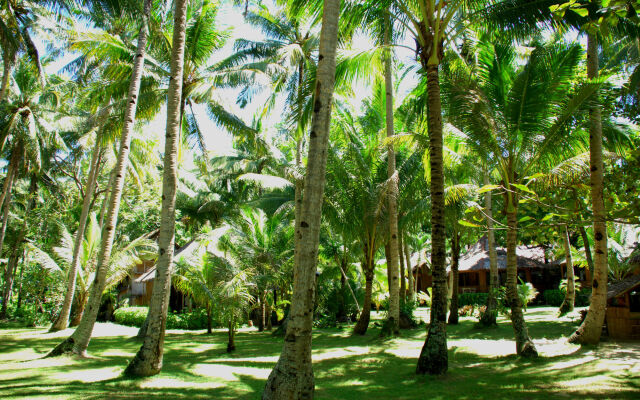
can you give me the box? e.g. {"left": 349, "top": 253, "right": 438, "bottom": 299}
{"left": 98, "top": 167, "right": 114, "bottom": 229}
{"left": 559, "top": 224, "right": 575, "bottom": 315}
{"left": 416, "top": 65, "right": 448, "bottom": 376}
{"left": 0, "top": 54, "right": 14, "bottom": 102}
{"left": 227, "top": 320, "right": 236, "bottom": 352}
{"left": 405, "top": 237, "right": 415, "bottom": 303}
{"left": 579, "top": 224, "right": 594, "bottom": 279}
{"left": 399, "top": 232, "right": 406, "bottom": 300}
{"left": 70, "top": 293, "right": 87, "bottom": 327}
{"left": 569, "top": 33, "right": 608, "bottom": 345}
{"left": 0, "top": 145, "right": 22, "bottom": 255}
{"left": 0, "top": 175, "right": 36, "bottom": 319}
{"left": 260, "top": 290, "right": 267, "bottom": 331}
{"left": 47, "top": 0, "right": 152, "bottom": 358}
{"left": 338, "top": 260, "right": 360, "bottom": 314}
{"left": 50, "top": 142, "right": 102, "bottom": 332}
{"left": 448, "top": 230, "right": 460, "bottom": 325}
{"left": 262, "top": 1, "right": 340, "bottom": 396}
{"left": 0, "top": 146, "right": 20, "bottom": 216}
{"left": 266, "top": 293, "right": 273, "bottom": 331}
{"left": 124, "top": 0, "right": 186, "bottom": 376}
{"left": 206, "top": 304, "right": 212, "bottom": 334}
{"left": 383, "top": 10, "right": 400, "bottom": 334}
{"left": 15, "top": 249, "right": 26, "bottom": 310}
{"left": 481, "top": 173, "right": 499, "bottom": 326}
{"left": 505, "top": 196, "right": 538, "bottom": 357}
{"left": 353, "top": 267, "right": 373, "bottom": 335}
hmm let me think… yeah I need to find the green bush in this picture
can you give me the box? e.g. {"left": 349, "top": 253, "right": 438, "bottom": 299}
{"left": 113, "top": 307, "right": 212, "bottom": 330}
{"left": 458, "top": 292, "right": 488, "bottom": 307}
{"left": 543, "top": 289, "right": 590, "bottom": 307}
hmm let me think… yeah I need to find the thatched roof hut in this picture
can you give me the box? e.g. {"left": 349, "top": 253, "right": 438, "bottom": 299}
{"left": 456, "top": 235, "right": 548, "bottom": 272}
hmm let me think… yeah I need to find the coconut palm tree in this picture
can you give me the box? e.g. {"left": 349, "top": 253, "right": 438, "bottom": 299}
{"left": 46, "top": 0, "right": 153, "bottom": 358}
{"left": 124, "top": 0, "right": 188, "bottom": 377}
{"left": 261, "top": 0, "right": 340, "bottom": 397}
{"left": 443, "top": 37, "right": 602, "bottom": 356}
{"left": 28, "top": 213, "right": 157, "bottom": 324}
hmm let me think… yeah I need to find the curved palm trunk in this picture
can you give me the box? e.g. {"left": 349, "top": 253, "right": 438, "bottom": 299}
{"left": 50, "top": 142, "right": 102, "bottom": 331}
{"left": 124, "top": 0, "right": 187, "bottom": 377}
{"left": 481, "top": 173, "right": 499, "bottom": 326}
{"left": 569, "top": 33, "right": 608, "bottom": 345}
{"left": 383, "top": 10, "right": 400, "bottom": 334}
{"left": 261, "top": 2, "right": 340, "bottom": 397}
{"left": 47, "top": 0, "right": 152, "bottom": 358}
{"left": 353, "top": 268, "right": 373, "bottom": 335}
{"left": 416, "top": 65, "right": 448, "bottom": 376}
{"left": 448, "top": 230, "right": 460, "bottom": 325}
{"left": 559, "top": 224, "right": 575, "bottom": 315}
{"left": 505, "top": 195, "right": 537, "bottom": 357}
{"left": 0, "top": 175, "right": 36, "bottom": 319}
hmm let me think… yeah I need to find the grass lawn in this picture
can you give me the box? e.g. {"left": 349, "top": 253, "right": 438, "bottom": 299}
{"left": 0, "top": 306, "right": 639, "bottom": 399}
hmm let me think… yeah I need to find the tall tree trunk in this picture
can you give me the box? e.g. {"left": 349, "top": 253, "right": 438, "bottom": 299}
{"left": 569, "top": 33, "right": 608, "bottom": 345}
{"left": 353, "top": 268, "right": 373, "bottom": 335}
{"left": 0, "top": 145, "right": 22, "bottom": 255}
{"left": 0, "top": 175, "right": 36, "bottom": 319}
{"left": 0, "top": 53, "right": 14, "bottom": 102}
{"left": 206, "top": 304, "right": 212, "bottom": 334}
{"left": 559, "top": 224, "right": 575, "bottom": 315}
{"left": 405, "top": 237, "right": 415, "bottom": 303}
{"left": 579, "top": 223, "right": 594, "bottom": 279}
{"left": 260, "top": 290, "right": 267, "bottom": 332}
{"left": 416, "top": 65, "right": 448, "bottom": 376}
{"left": 383, "top": 10, "right": 400, "bottom": 334}
{"left": 399, "top": 232, "right": 406, "bottom": 301}
{"left": 47, "top": 0, "right": 152, "bottom": 358}
{"left": 0, "top": 145, "right": 20, "bottom": 217}
{"left": 124, "top": 0, "right": 186, "bottom": 377}
{"left": 227, "top": 319, "right": 236, "bottom": 352}
{"left": 266, "top": 292, "right": 273, "bottom": 331}
{"left": 480, "top": 173, "right": 499, "bottom": 326}
{"left": 15, "top": 249, "right": 26, "bottom": 310}
{"left": 448, "top": 230, "right": 460, "bottom": 325}
{"left": 69, "top": 293, "right": 87, "bottom": 327}
{"left": 50, "top": 142, "right": 102, "bottom": 331}
{"left": 338, "top": 259, "right": 360, "bottom": 315}
{"left": 505, "top": 194, "right": 538, "bottom": 357}
{"left": 98, "top": 167, "right": 114, "bottom": 229}
{"left": 262, "top": 1, "right": 340, "bottom": 396}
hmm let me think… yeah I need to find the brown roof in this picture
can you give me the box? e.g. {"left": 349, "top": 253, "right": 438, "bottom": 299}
{"left": 135, "top": 239, "right": 196, "bottom": 283}
{"left": 457, "top": 235, "right": 549, "bottom": 272}
{"left": 607, "top": 274, "right": 640, "bottom": 300}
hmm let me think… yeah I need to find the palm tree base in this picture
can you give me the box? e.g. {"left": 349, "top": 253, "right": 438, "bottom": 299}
{"left": 416, "top": 321, "right": 448, "bottom": 375}
{"left": 45, "top": 337, "right": 76, "bottom": 358}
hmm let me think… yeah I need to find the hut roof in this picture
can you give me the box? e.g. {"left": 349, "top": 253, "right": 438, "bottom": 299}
{"left": 607, "top": 274, "right": 640, "bottom": 300}
{"left": 135, "top": 227, "right": 228, "bottom": 283}
{"left": 457, "top": 235, "right": 548, "bottom": 272}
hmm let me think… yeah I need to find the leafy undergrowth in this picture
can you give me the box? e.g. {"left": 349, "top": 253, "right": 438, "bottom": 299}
{"left": 0, "top": 307, "right": 638, "bottom": 399}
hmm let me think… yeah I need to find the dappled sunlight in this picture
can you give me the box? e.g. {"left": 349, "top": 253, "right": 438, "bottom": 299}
{"left": 313, "top": 345, "right": 372, "bottom": 361}
{"left": 51, "top": 366, "right": 122, "bottom": 383}
{"left": 138, "top": 377, "right": 225, "bottom": 389}
{"left": 192, "top": 363, "right": 270, "bottom": 381}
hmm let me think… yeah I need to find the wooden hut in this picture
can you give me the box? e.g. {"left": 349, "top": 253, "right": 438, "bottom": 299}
{"left": 606, "top": 274, "right": 640, "bottom": 340}
{"left": 413, "top": 236, "right": 561, "bottom": 295}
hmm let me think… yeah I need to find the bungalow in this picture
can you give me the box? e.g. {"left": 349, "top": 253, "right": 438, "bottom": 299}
{"left": 413, "top": 236, "right": 579, "bottom": 295}
{"left": 606, "top": 274, "right": 640, "bottom": 340}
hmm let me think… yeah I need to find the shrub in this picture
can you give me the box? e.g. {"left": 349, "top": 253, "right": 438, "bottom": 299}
{"left": 458, "top": 292, "right": 488, "bottom": 307}
{"left": 543, "top": 289, "right": 590, "bottom": 307}
{"left": 114, "top": 307, "right": 212, "bottom": 330}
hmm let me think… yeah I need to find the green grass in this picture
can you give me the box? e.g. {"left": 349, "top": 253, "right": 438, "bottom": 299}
{"left": 1, "top": 307, "right": 639, "bottom": 399}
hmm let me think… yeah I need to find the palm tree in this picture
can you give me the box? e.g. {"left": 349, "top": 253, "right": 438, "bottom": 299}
{"left": 29, "top": 213, "right": 157, "bottom": 325}
{"left": 262, "top": 0, "right": 340, "bottom": 397}
{"left": 219, "top": 207, "right": 294, "bottom": 332}
{"left": 124, "top": 0, "right": 188, "bottom": 377}
{"left": 443, "top": 37, "right": 600, "bottom": 356}
{"left": 47, "top": 0, "right": 153, "bottom": 358}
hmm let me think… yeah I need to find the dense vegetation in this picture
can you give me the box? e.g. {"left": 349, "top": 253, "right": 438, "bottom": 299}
{"left": 1, "top": 0, "right": 639, "bottom": 398}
